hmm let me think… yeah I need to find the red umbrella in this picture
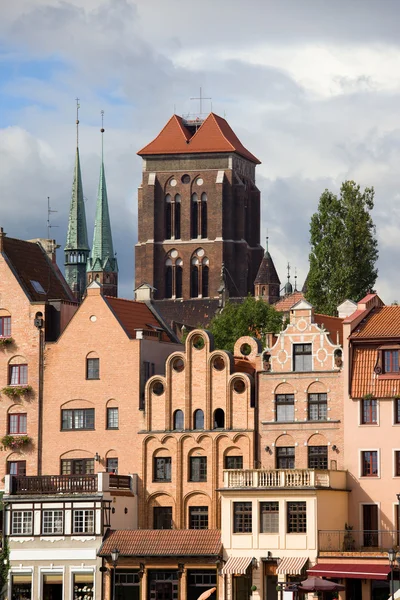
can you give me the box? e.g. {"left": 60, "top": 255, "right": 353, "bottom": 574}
{"left": 298, "top": 577, "right": 345, "bottom": 592}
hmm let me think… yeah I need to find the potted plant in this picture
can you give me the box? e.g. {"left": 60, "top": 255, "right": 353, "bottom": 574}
{"left": 0, "top": 337, "right": 14, "bottom": 348}
{"left": 0, "top": 435, "right": 32, "bottom": 451}
{"left": 1, "top": 386, "right": 33, "bottom": 398}
{"left": 342, "top": 523, "right": 355, "bottom": 551}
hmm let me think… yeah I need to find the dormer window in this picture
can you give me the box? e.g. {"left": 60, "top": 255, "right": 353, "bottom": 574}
{"left": 384, "top": 350, "right": 399, "bottom": 373}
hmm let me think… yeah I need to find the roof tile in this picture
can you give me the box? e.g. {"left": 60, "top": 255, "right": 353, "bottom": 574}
{"left": 104, "top": 297, "right": 174, "bottom": 342}
{"left": 350, "top": 347, "right": 400, "bottom": 398}
{"left": 351, "top": 306, "right": 400, "bottom": 338}
{"left": 98, "top": 529, "right": 222, "bottom": 557}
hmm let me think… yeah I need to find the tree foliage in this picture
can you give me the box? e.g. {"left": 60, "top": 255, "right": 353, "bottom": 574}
{"left": 306, "top": 180, "right": 378, "bottom": 315}
{"left": 208, "top": 296, "right": 283, "bottom": 353}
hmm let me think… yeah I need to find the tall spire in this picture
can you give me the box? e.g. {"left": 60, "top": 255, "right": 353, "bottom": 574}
{"left": 86, "top": 110, "right": 118, "bottom": 297}
{"left": 254, "top": 237, "right": 281, "bottom": 304}
{"left": 64, "top": 98, "right": 90, "bottom": 300}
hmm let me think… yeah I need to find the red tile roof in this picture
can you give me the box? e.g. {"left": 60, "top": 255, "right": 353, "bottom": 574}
{"left": 351, "top": 306, "right": 400, "bottom": 339}
{"left": 342, "top": 309, "right": 365, "bottom": 325}
{"left": 98, "top": 529, "right": 222, "bottom": 557}
{"left": 350, "top": 346, "right": 400, "bottom": 398}
{"left": 274, "top": 291, "right": 304, "bottom": 313}
{"left": 358, "top": 293, "right": 378, "bottom": 304}
{"left": 138, "top": 113, "right": 260, "bottom": 164}
{"left": 104, "top": 297, "right": 174, "bottom": 342}
{"left": 314, "top": 314, "right": 343, "bottom": 346}
{"left": 2, "top": 236, "right": 75, "bottom": 302}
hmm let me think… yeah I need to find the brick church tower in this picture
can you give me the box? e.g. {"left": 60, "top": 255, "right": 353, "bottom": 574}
{"left": 135, "top": 113, "right": 264, "bottom": 326}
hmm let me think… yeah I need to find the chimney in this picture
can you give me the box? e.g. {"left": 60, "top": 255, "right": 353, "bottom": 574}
{"left": 135, "top": 283, "right": 155, "bottom": 302}
{"left": 0, "top": 227, "right": 6, "bottom": 253}
{"left": 29, "top": 238, "right": 60, "bottom": 264}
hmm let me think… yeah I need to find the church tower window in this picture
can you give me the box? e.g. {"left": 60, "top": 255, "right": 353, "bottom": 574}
{"left": 165, "top": 194, "right": 172, "bottom": 240}
{"left": 174, "top": 194, "right": 181, "bottom": 239}
{"left": 201, "top": 193, "right": 207, "bottom": 239}
{"left": 191, "top": 193, "right": 199, "bottom": 239}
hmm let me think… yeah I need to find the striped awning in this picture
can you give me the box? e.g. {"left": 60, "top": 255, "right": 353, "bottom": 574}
{"left": 277, "top": 557, "right": 308, "bottom": 575}
{"left": 222, "top": 556, "right": 253, "bottom": 575}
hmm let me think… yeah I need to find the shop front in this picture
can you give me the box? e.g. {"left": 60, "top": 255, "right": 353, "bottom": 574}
{"left": 308, "top": 561, "right": 392, "bottom": 600}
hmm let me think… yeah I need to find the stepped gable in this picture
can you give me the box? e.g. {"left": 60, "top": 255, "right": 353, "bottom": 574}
{"left": 138, "top": 113, "right": 260, "bottom": 164}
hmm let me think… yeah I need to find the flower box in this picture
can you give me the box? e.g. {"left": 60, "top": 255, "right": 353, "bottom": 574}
{"left": 0, "top": 337, "right": 14, "bottom": 348}
{"left": 1, "top": 386, "right": 33, "bottom": 398}
{"left": 1, "top": 435, "right": 32, "bottom": 451}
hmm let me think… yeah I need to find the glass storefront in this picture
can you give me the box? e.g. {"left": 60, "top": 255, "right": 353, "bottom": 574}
{"left": 115, "top": 570, "right": 140, "bottom": 600}
{"left": 187, "top": 569, "right": 216, "bottom": 600}
{"left": 73, "top": 573, "right": 94, "bottom": 600}
{"left": 148, "top": 571, "right": 178, "bottom": 600}
{"left": 11, "top": 574, "right": 32, "bottom": 600}
{"left": 42, "top": 573, "right": 63, "bottom": 600}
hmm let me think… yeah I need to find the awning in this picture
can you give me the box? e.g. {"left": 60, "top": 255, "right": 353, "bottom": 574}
{"left": 277, "top": 557, "right": 308, "bottom": 575}
{"left": 308, "top": 563, "right": 390, "bottom": 580}
{"left": 222, "top": 557, "right": 253, "bottom": 575}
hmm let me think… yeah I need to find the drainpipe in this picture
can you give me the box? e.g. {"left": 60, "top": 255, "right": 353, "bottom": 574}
{"left": 254, "top": 371, "right": 260, "bottom": 468}
{"left": 35, "top": 318, "right": 45, "bottom": 475}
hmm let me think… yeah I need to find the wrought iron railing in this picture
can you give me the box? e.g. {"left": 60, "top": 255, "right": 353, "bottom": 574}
{"left": 11, "top": 475, "right": 98, "bottom": 495}
{"left": 319, "top": 529, "right": 400, "bottom": 552}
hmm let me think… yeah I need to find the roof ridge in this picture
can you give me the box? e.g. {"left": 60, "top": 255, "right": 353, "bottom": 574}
{"left": 209, "top": 113, "right": 237, "bottom": 151}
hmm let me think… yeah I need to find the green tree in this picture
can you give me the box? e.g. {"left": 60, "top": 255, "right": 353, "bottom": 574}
{"left": 306, "top": 180, "right": 378, "bottom": 315}
{"left": 208, "top": 296, "right": 283, "bottom": 353}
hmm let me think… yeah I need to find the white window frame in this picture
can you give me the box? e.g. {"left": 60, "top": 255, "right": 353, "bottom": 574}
{"left": 72, "top": 509, "right": 95, "bottom": 534}
{"left": 42, "top": 509, "right": 64, "bottom": 535}
{"left": 359, "top": 398, "right": 380, "bottom": 426}
{"left": 11, "top": 510, "right": 33, "bottom": 535}
{"left": 9, "top": 568, "right": 34, "bottom": 600}
{"left": 359, "top": 448, "right": 381, "bottom": 478}
{"left": 70, "top": 568, "right": 96, "bottom": 600}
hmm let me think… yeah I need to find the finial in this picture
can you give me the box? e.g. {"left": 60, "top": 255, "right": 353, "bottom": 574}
{"left": 265, "top": 235, "right": 269, "bottom": 254}
{"left": 76, "top": 97, "right": 80, "bottom": 148}
{"left": 294, "top": 267, "right": 298, "bottom": 292}
{"left": 287, "top": 262, "right": 291, "bottom": 282}
{"left": 100, "top": 109, "right": 105, "bottom": 161}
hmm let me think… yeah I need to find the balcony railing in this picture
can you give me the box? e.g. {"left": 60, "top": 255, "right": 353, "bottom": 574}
{"left": 223, "top": 469, "right": 345, "bottom": 489}
{"left": 319, "top": 530, "right": 400, "bottom": 553}
{"left": 11, "top": 475, "right": 98, "bottom": 495}
{"left": 109, "top": 474, "right": 131, "bottom": 490}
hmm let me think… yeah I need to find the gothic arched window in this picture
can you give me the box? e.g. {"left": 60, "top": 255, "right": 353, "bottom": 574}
{"left": 165, "top": 252, "right": 183, "bottom": 299}
{"left": 191, "top": 193, "right": 198, "bottom": 239}
{"left": 213, "top": 408, "right": 225, "bottom": 429}
{"left": 194, "top": 409, "right": 204, "bottom": 430}
{"left": 176, "top": 259, "right": 183, "bottom": 298}
{"left": 165, "top": 259, "right": 173, "bottom": 299}
{"left": 174, "top": 194, "right": 181, "bottom": 239}
{"left": 165, "top": 194, "right": 172, "bottom": 240}
{"left": 201, "top": 193, "right": 207, "bottom": 238}
{"left": 202, "top": 258, "right": 209, "bottom": 297}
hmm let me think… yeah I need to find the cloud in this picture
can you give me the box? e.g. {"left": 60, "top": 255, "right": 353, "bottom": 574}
{"left": 1, "top": 0, "right": 400, "bottom": 304}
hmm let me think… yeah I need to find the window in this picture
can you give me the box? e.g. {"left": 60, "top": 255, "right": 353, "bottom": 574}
{"left": 194, "top": 409, "right": 204, "bottom": 429}
{"left": 276, "top": 394, "right": 295, "bottom": 421}
{"left": 191, "top": 264, "right": 199, "bottom": 297}
{"left": 61, "top": 408, "right": 94, "bottom": 430}
{"left": 233, "top": 502, "right": 252, "bottom": 533}
{"left": 189, "top": 506, "right": 209, "bottom": 529}
{"left": 9, "top": 364, "right": 28, "bottom": 386}
{"left": 362, "top": 451, "right": 378, "bottom": 476}
{"left": 361, "top": 398, "right": 377, "bottom": 424}
{"left": 191, "top": 193, "right": 199, "bottom": 238}
{"left": 308, "top": 393, "right": 327, "bottom": 421}
{"left": 175, "top": 195, "right": 181, "bottom": 239}
{"left": 201, "top": 193, "right": 207, "bottom": 238}
{"left": 395, "top": 399, "right": 400, "bottom": 424}
{"left": 106, "top": 458, "right": 118, "bottom": 473}
{"left": 384, "top": 350, "right": 399, "bottom": 373}
{"left": 202, "top": 265, "right": 209, "bottom": 297}
{"left": 7, "top": 461, "right": 26, "bottom": 476}
{"left": 11, "top": 510, "right": 33, "bottom": 535}
{"left": 153, "top": 457, "right": 171, "bottom": 482}
{"left": 165, "top": 194, "right": 172, "bottom": 239}
{"left": 73, "top": 574, "right": 94, "bottom": 598}
{"left": 213, "top": 408, "right": 224, "bottom": 429}
{"left": 61, "top": 459, "right": 94, "bottom": 475}
{"left": 42, "top": 510, "right": 63, "bottom": 534}
{"left": 86, "top": 357, "right": 99, "bottom": 380}
{"left": 173, "top": 410, "right": 184, "bottom": 430}
{"left": 107, "top": 407, "right": 119, "bottom": 429}
{"left": 260, "top": 502, "right": 279, "bottom": 533}
{"left": 276, "top": 447, "right": 295, "bottom": 469}
{"left": 165, "top": 265, "right": 173, "bottom": 298}
{"left": 308, "top": 446, "right": 328, "bottom": 469}
{"left": 8, "top": 413, "right": 27, "bottom": 434}
{"left": 225, "top": 456, "right": 243, "bottom": 469}
{"left": 176, "top": 263, "right": 183, "bottom": 298}
{"left": 154, "top": 507, "right": 172, "bottom": 530}
{"left": 0, "top": 316, "right": 11, "bottom": 337}
{"left": 190, "top": 457, "right": 207, "bottom": 482}
{"left": 287, "top": 502, "right": 307, "bottom": 533}
{"left": 73, "top": 509, "right": 94, "bottom": 534}
{"left": 293, "top": 344, "right": 312, "bottom": 372}
{"left": 395, "top": 451, "right": 400, "bottom": 476}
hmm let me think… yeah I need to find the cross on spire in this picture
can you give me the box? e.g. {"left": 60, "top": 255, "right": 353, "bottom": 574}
{"left": 190, "top": 87, "right": 212, "bottom": 115}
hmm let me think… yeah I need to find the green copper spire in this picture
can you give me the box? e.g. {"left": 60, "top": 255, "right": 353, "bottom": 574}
{"left": 86, "top": 111, "right": 118, "bottom": 296}
{"left": 64, "top": 99, "right": 90, "bottom": 299}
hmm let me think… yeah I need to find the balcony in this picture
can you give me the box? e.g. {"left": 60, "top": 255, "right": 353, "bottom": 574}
{"left": 6, "top": 472, "right": 134, "bottom": 496}
{"left": 223, "top": 469, "right": 346, "bottom": 490}
{"left": 319, "top": 530, "right": 400, "bottom": 554}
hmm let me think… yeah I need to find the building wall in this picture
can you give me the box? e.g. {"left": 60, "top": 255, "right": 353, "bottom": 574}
{"left": 140, "top": 330, "right": 257, "bottom": 529}
{"left": 258, "top": 302, "right": 344, "bottom": 471}
{"left": 43, "top": 284, "right": 180, "bottom": 479}
{"left": 0, "top": 257, "right": 44, "bottom": 479}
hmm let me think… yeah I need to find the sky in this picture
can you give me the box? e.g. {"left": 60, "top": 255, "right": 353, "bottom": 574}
{"left": 1, "top": 0, "right": 400, "bottom": 302}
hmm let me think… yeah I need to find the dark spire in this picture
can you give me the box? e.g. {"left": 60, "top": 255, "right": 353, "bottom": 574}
{"left": 86, "top": 110, "right": 118, "bottom": 297}
{"left": 254, "top": 238, "right": 281, "bottom": 304}
{"left": 64, "top": 98, "right": 90, "bottom": 300}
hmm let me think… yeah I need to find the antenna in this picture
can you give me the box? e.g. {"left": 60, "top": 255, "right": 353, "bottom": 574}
{"left": 287, "top": 262, "right": 291, "bottom": 282}
{"left": 76, "top": 97, "right": 80, "bottom": 148}
{"left": 47, "top": 196, "right": 58, "bottom": 239}
{"left": 294, "top": 267, "right": 298, "bottom": 292}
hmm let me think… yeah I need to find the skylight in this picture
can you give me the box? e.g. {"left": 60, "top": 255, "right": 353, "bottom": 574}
{"left": 30, "top": 280, "right": 46, "bottom": 294}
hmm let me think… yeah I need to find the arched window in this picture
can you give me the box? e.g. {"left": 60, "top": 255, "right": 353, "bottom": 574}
{"left": 213, "top": 408, "right": 225, "bottom": 429}
{"left": 174, "top": 194, "right": 181, "bottom": 239}
{"left": 194, "top": 409, "right": 204, "bottom": 430}
{"left": 202, "top": 258, "right": 209, "bottom": 297}
{"left": 165, "top": 194, "right": 172, "bottom": 240}
{"left": 191, "top": 259, "right": 199, "bottom": 298}
{"left": 173, "top": 410, "right": 184, "bottom": 430}
{"left": 191, "top": 193, "right": 198, "bottom": 239}
{"left": 176, "top": 259, "right": 183, "bottom": 298}
{"left": 201, "top": 193, "right": 207, "bottom": 238}
{"left": 165, "top": 259, "right": 173, "bottom": 298}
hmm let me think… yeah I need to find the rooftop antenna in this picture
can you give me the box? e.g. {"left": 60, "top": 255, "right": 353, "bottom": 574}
{"left": 100, "top": 109, "right": 105, "bottom": 160}
{"left": 47, "top": 196, "right": 58, "bottom": 239}
{"left": 294, "top": 267, "right": 298, "bottom": 291}
{"left": 75, "top": 97, "right": 80, "bottom": 148}
{"left": 190, "top": 87, "right": 212, "bottom": 116}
